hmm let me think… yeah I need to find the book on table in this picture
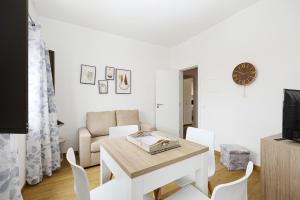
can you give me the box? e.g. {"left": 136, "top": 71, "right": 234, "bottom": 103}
{"left": 126, "top": 131, "right": 180, "bottom": 154}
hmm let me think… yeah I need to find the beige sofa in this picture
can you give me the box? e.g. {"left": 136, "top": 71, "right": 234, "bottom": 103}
{"left": 79, "top": 110, "right": 155, "bottom": 168}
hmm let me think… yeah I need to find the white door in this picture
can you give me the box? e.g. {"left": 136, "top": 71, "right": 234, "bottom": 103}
{"left": 155, "top": 70, "right": 179, "bottom": 136}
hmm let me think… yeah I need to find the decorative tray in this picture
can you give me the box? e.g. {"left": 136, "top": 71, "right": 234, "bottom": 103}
{"left": 126, "top": 131, "right": 180, "bottom": 155}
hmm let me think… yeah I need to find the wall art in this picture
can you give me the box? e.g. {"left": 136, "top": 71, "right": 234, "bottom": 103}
{"left": 116, "top": 69, "right": 131, "bottom": 94}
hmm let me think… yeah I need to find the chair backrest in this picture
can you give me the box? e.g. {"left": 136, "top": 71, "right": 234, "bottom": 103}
{"left": 211, "top": 161, "right": 254, "bottom": 200}
{"left": 186, "top": 127, "right": 215, "bottom": 177}
{"left": 66, "top": 148, "right": 90, "bottom": 200}
{"left": 109, "top": 125, "right": 139, "bottom": 138}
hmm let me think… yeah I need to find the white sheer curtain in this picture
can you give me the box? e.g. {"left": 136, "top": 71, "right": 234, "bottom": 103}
{"left": 0, "top": 134, "right": 23, "bottom": 200}
{"left": 26, "top": 24, "right": 60, "bottom": 185}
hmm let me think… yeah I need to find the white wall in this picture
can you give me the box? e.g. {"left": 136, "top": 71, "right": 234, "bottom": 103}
{"left": 39, "top": 17, "right": 170, "bottom": 152}
{"left": 28, "top": 0, "right": 39, "bottom": 21}
{"left": 170, "top": 0, "right": 300, "bottom": 165}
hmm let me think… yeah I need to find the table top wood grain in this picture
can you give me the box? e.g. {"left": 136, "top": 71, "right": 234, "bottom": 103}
{"left": 99, "top": 131, "right": 208, "bottom": 178}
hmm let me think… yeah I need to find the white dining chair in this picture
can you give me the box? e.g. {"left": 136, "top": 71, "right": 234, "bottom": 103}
{"left": 108, "top": 125, "right": 139, "bottom": 180}
{"left": 175, "top": 127, "right": 215, "bottom": 193}
{"left": 154, "top": 127, "right": 215, "bottom": 200}
{"left": 109, "top": 125, "right": 139, "bottom": 138}
{"left": 66, "top": 148, "right": 152, "bottom": 200}
{"left": 166, "top": 161, "right": 254, "bottom": 200}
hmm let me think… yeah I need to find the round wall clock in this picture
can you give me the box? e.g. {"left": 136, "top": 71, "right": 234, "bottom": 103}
{"left": 232, "top": 62, "right": 257, "bottom": 86}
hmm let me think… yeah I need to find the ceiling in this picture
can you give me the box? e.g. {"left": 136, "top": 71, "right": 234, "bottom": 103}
{"left": 33, "top": 0, "right": 259, "bottom": 47}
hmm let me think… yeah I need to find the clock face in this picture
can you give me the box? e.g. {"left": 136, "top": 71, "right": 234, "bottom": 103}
{"left": 232, "top": 63, "right": 257, "bottom": 86}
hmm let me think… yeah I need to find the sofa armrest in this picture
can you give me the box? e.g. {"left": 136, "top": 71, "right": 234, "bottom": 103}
{"left": 140, "top": 122, "right": 156, "bottom": 132}
{"left": 78, "top": 127, "right": 92, "bottom": 167}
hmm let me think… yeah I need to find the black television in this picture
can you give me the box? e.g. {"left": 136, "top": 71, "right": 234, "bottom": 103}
{"left": 0, "top": 0, "right": 28, "bottom": 133}
{"left": 282, "top": 89, "right": 300, "bottom": 141}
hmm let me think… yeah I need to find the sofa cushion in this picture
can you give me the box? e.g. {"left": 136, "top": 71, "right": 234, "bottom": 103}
{"left": 116, "top": 110, "right": 140, "bottom": 128}
{"left": 86, "top": 111, "right": 116, "bottom": 137}
{"left": 90, "top": 135, "right": 109, "bottom": 153}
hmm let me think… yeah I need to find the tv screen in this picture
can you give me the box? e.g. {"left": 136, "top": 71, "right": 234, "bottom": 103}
{"left": 0, "top": 0, "right": 28, "bottom": 133}
{"left": 282, "top": 89, "right": 300, "bottom": 141}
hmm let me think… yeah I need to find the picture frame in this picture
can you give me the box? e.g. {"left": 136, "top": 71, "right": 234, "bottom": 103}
{"left": 80, "top": 64, "right": 96, "bottom": 85}
{"left": 98, "top": 80, "right": 108, "bottom": 94}
{"left": 115, "top": 69, "right": 131, "bottom": 94}
{"left": 105, "top": 66, "right": 115, "bottom": 80}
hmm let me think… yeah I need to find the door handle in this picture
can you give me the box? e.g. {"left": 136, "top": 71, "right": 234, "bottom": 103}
{"left": 157, "top": 103, "right": 164, "bottom": 108}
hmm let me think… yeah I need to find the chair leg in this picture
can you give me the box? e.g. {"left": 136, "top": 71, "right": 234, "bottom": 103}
{"left": 153, "top": 188, "right": 161, "bottom": 200}
{"left": 208, "top": 181, "right": 213, "bottom": 195}
{"left": 109, "top": 172, "right": 113, "bottom": 180}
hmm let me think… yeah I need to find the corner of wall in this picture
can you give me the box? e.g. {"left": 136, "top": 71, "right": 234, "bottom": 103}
{"left": 28, "top": 0, "right": 39, "bottom": 21}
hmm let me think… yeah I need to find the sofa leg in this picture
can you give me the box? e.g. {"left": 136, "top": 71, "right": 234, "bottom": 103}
{"left": 208, "top": 181, "right": 213, "bottom": 195}
{"left": 109, "top": 172, "right": 113, "bottom": 180}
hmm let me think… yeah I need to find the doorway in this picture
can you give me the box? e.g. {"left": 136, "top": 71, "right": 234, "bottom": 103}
{"left": 180, "top": 67, "right": 198, "bottom": 139}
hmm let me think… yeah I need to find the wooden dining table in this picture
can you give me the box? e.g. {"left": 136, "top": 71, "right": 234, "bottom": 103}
{"left": 99, "top": 131, "right": 209, "bottom": 200}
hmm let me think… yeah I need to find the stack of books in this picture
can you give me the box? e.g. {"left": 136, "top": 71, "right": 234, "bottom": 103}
{"left": 127, "top": 131, "right": 180, "bottom": 154}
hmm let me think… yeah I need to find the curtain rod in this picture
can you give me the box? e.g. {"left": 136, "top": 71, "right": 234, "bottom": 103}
{"left": 28, "top": 13, "right": 35, "bottom": 26}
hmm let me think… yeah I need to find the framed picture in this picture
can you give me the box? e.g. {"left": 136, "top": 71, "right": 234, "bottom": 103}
{"left": 98, "top": 80, "right": 108, "bottom": 94}
{"left": 80, "top": 64, "right": 96, "bottom": 85}
{"left": 116, "top": 69, "right": 131, "bottom": 94}
{"left": 105, "top": 66, "right": 115, "bottom": 80}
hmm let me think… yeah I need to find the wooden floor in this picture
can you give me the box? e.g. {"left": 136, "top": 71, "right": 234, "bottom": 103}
{"left": 22, "top": 153, "right": 261, "bottom": 200}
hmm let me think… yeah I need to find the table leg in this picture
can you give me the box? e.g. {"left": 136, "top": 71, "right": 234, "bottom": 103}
{"left": 195, "top": 152, "right": 208, "bottom": 195}
{"left": 100, "top": 152, "right": 110, "bottom": 185}
{"left": 128, "top": 178, "right": 144, "bottom": 200}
